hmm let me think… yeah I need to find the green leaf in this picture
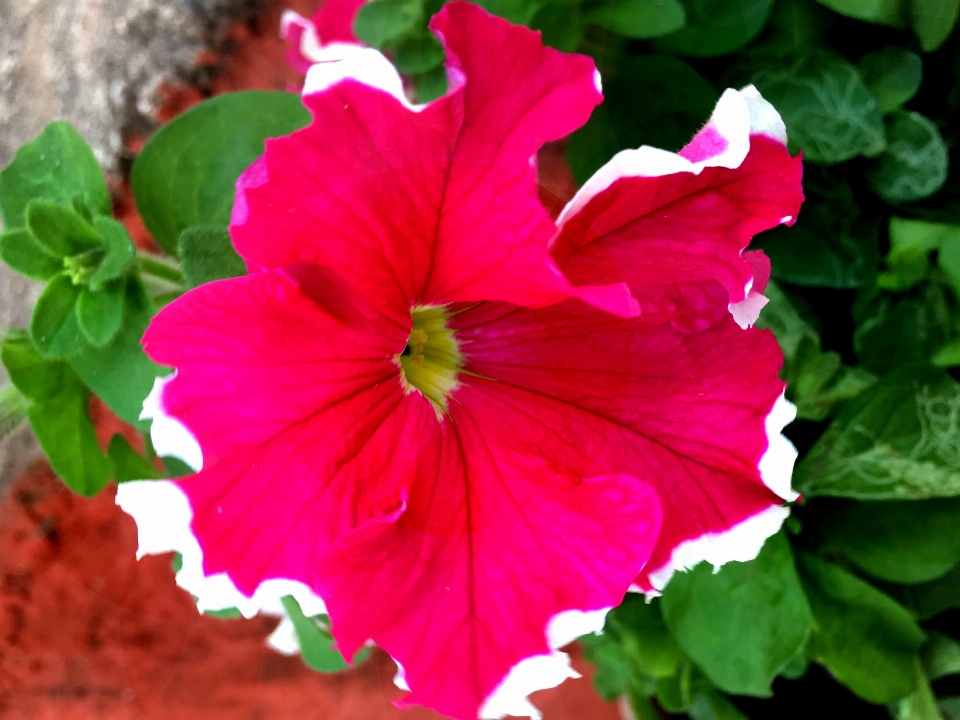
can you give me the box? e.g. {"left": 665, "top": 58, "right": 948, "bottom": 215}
{"left": 625, "top": 690, "right": 663, "bottom": 720}
{"left": 795, "top": 366, "right": 960, "bottom": 499}
{"left": 607, "top": 595, "right": 683, "bottom": 679}
{"left": 161, "top": 455, "right": 194, "bottom": 477}
{"left": 567, "top": 55, "right": 717, "bottom": 184}
{"left": 943, "top": 697, "right": 960, "bottom": 720}
{"left": 177, "top": 226, "right": 246, "bottom": 288}
{"left": 0, "top": 121, "right": 111, "bottom": 230}
{"left": 813, "top": 0, "right": 905, "bottom": 25}
{"left": 652, "top": 0, "right": 772, "bottom": 56}
{"left": 866, "top": 112, "right": 949, "bottom": 203}
{"left": 531, "top": 2, "right": 586, "bottom": 51}
{"left": 923, "top": 631, "right": 960, "bottom": 680}
{"left": 758, "top": 283, "right": 875, "bottom": 420}
{"left": 412, "top": 64, "right": 449, "bottom": 103}
{"left": 1, "top": 330, "right": 72, "bottom": 401}
{"left": 892, "top": 656, "right": 942, "bottom": 720}
{"left": 891, "top": 217, "right": 960, "bottom": 253}
{"left": 29, "top": 274, "right": 84, "bottom": 358}
{"left": 29, "top": 383, "right": 113, "bottom": 496}
{"left": 749, "top": 50, "right": 886, "bottom": 164}
{"left": 939, "top": 233, "right": 960, "bottom": 296}
{"left": 88, "top": 217, "right": 136, "bottom": 288}
{"left": 660, "top": 532, "right": 813, "bottom": 697}
{"left": 70, "top": 276, "right": 165, "bottom": 427}
{"left": 932, "top": 337, "right": 960, "bottom": 367}
{"left": 859, "top": 47, "right": 923, "bottom": 114}
{"left": 0, "top": 228, "right": 62, "bottom": 281}
{"left": 654, "top": 660, "right": 693, "bottom": 712}
{"left": 204, "top": 606, "right": 243, "bottom": 619}
{"left": 688, "top": 687, "right": 751, "bottom": 720}
{"left": 797, "top": 552, "right": 926, "bottom": 704}
{"left": 474, "top": 0, "right": 544, "bottom": 23}
{"left": 131, "top": 91, "right": 311, "bottom": 254}
{"left": 820, "top": 498, "right": 960, "bottom": 583}
{"left": 25, "top": 199, "right": 103, "bottom": 258}
{"left": 353, "top": 0, "right": 423, "bottom": 47}
{"left": 585, "top": 0, "right": 687, "bottom": 38}
{"left": 911, "top": 0, "right": 960, "bottom": 51}
{"left": 0, "top": 383, "right": 29, "bottom": 443}
{"left": 754, "top": 169, "right": 880, "bottom": 288}
{"left": 579, "top": 630, "right": 635, "bottom": 700}
{"left": 76, "top": 282, "right": 124, "bottom": 347}
{"left": 279, "top": 595, "right": 369, "bottom": 672}
{"left": 878, "top": 244, "right": 930, "bottom": 291}
{"left": 897, "top": 564, "right": 960, "bottom": 619}
{"left": 853, "top": 286, "right": 952, "bottom": 375}
{"left": 107, "top": 434, "right": 162, "bottom": 482}
{"left": 391, "top": 33, "right": 445, "bottom": 74}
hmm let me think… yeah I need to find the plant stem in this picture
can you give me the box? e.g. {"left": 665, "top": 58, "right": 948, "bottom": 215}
{"left": 137, "top": 251, "right": 184, "bottom": 286}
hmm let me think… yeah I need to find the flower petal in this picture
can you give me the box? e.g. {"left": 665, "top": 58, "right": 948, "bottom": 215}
{"left": 315, "top": 455, "right": 661, "bottom": 720}
{"left": 553, "top": 86, "right": 803, "bottom": 332}
{"left": 451, "top": 300, "right": 797, "bottom": 595}
{"left": 280, "top": 0, "right": 368, "bottom": 73}
{"left": 233, "top": 2, "right": 608, "bottom": 319}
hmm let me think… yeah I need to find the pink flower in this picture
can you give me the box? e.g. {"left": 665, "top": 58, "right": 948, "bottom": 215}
{"left": 117, "top": 3, "right": 803, "bottom": 718}
{"left": 280, "top": 0, "right": 369, "bottom": 73}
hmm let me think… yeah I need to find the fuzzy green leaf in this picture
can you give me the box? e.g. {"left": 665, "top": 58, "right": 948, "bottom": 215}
{"left": 653, "top": 0, "right": 772, "bottom": 56}
{"left": 0, "top": 121, "right": 111, "bottom": 230}
{"left": 107, "top": 434, "right": 162, "bottom": 482}
{"left": 88, "top": 217, "right": 136, "bottom": 288}
{"left": 26, "top": 199, "right": 103, "bottom": 258}
{"left": 131, "top": 92, "right": 311, "bottom": 253}
{"left": 29, "top": 274, "right": 84, "bottom": 359}
{"left": 585, "top": 0, "right": 687, "bottom": 38}
{"left": 177, "top": 226, "right": 246, "bottom": 288}
{"left": 353, "top": 0, "right": 423, "bottom": 47}
{"left": 0, "top": 228, "right": 63, "bottom": 281}
{"left": 76, "top": 282, "right": 124, "bottom": 348}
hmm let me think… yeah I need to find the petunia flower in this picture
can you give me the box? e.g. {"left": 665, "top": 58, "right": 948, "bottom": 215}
{"left": 117, "top": 3, "right": 803, "bottom": 719}
{"left": 281, "top": 0, "right": 369, "bottom": 73}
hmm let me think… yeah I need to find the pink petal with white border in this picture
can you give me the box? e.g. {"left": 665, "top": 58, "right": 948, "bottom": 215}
{"left": 280, "top": 0, "right": 368, "bottom": 73}
{"left": 553, "top": 86, "right": 803, "bottom": 332}
{"left": 232, "top": 2, "right": 630, "bottom": 320}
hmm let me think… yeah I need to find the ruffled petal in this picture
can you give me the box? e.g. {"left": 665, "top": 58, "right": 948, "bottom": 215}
{"left": 315, "top": 439, "right": 661, "bottom": 720}
{"left": 280, "top": 0, "right": 368, "bottom": 73}
{"left": 552, "top": 86, "right": 803, "bottom": 332}
{"left": 233, "top": 3, "right": 615, "bottom": 319}
{"left": 450, "top": 300, "right": 797, "bottom": 594}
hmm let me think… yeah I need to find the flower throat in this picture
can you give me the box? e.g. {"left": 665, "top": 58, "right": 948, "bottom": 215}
{"left": 396, "top": 305, "right": 464, "bottom": 419}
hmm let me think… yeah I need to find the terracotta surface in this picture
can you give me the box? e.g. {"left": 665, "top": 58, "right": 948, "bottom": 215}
{"left": 0, "top": 2, "right": 610, "bottom": 718}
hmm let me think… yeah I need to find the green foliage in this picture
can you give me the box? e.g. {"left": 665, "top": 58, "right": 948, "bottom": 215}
{"left": 652, "top": 0, "right": 773, "bottom": 56}
{"left": 813, "top": 0, "right": 904, "bottom": 27}
{"left": 178, "top": 226, "right": 246, "bottom": 288}
{"left": 754, "top": 167, "right": 880, "bottom": 287}
{"left": 567, "top": 55, "right": 717, "bottom": 182}
{"left": 131, "top": 91, "right": 311, "bottom": 253}
{"left": 866, "top": 111, "right": 949, "bottom": 203}
{"left": 748, "top": 50, "right": 886, "bottom": 164}
{"left": 0, "top": 383, "right": 28, "bottom": 443}
{"left": 910, "top": 0, "right": 960, "bottom": 50}
{"left": 584, "top": 0, "right": 687, "bottom": 39}
{"left": 660, "top": 533, "right": 812, "bottom": 697}
{"left": 796, "top": 366, "right": 960, "bottom": 499}
{"left": 858, "top": 46, "right": 922, "bottom": 114}
{"left": 819, "top": 498, "right": 960, "bottom": 583}
{"left": 798, "top": 552, "right": 926, "bottom": 703}
{"left": 107, "top": 434, "right": 162, "bottom": 482}
{"left": 0, "top": 121, "right": 111, "bottom": 230}
{"left": 354, "top": 0, "right": 423, "bottom": 46}
{"left": 279, "top": 595, "right": 370, "bottom": 672}
{"left": 1, "top": 331, "right": 112, "bottom": 495}
{"left": 0, "top": 228, "right": 63, "bottom": 281}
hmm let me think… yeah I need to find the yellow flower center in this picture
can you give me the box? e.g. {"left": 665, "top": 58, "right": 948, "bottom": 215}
{"left": 396, "top": 305, "right": 464, "bottom": 419}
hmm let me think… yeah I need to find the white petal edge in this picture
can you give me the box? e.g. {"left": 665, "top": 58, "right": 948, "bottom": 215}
{"left": 645, "top": 504, "right": 791, "bottom": 595}
{"left": 280, "top": 10, "right": 326, "bottom": 63}
{"left": 478, "top": 607, "right": 609, "bottom": 719}
{"left": 266, "top": 616, "right": 301, "bottom": 655}
{"left": 760, "top": 392, "right": 800, "bottom": 502}
{"left": 556, "top": 85, "right": 785, "bottom": 230}
{"left": 115, "top": 479, "right": 327, "bottom": 619}
{"left": 140, "top": 373, "right": 203, "bottom": 472}
{"left": 393, "top": 660, "right": 411, "bottom": 691}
